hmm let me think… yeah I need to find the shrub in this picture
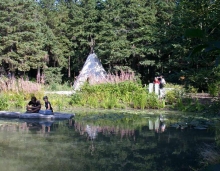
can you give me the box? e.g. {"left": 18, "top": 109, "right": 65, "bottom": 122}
{"left": 165, "top": 90, "right": 177, "bottom": 105}
{"left": 44, "top": 67, "right": 63, "bottom": 85}
{"left": 208, "top": 83, "right": 219, "bottom": 97}
{"left": 71, "top": 81, "right": 165, "bottom": 109}
{"left": 69, "top": 93, "right": 82, "bottom": 105}
{"left": 0, "top": 77, "right": 44, "bottom": 109}
{"left": 45, "top": 82, "right": 72, "bottom": 91}
{"left": 186, "top": 85, "right": 198, "bottom": 93}
{"left": 0, "top": 95, "right": 9, "bottom": 110}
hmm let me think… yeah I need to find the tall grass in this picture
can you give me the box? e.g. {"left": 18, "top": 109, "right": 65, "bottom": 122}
{"left": 0, "top": 77, "right": 42, "bottom": 94}
{"left": 70, "top": 81, "right": 164, "bottom": 109}
{"left": 85, "top": 70, "right": 137, "bottom": 86}
{"left": 0, "top": 77, "right": 43, "bottom": 110}
{"left": 44, "top": 82, "right": 72, "bottom": 91}
{"left": 0, "top": 94, "right": 9, "bottom": 110}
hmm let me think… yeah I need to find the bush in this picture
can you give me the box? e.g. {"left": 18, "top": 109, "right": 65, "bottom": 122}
{"left": 44, "top": 67, "right": 63, "bottom": 85}
{"left": 165, "top": 90, "right": 177, "bottom": 105}
{"left": 0, "top": 95, "right": 9, "bottom": 110}
{"left": 69, "top": 93, "right": 82, "bottom": 105}
{"left": 70, "top": 81, "right": 165, "bottom": 109}
{"left": 45, "top": 82, "right": 72, "bottom": 91}
{"left": 208, "top": 83, "right": 219, "bottom": 97}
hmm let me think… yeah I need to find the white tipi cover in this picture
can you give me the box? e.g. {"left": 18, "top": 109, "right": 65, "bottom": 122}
{"left": 73, "top": 53, "right": 107, "bottom": 91}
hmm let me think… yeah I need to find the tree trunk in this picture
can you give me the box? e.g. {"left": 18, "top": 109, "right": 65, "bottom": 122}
{"left": 37, "top": 67, "right": 41, "bottom": 83}
{"left": 68, "top": 56, "right": 71, "bottom": 78}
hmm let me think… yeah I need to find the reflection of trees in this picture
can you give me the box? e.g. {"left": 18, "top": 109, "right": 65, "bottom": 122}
{"left": 74, "top": 122, "right": 135, "bottom": 139}
{"left": 72, "top": 117, "right": 214, "bottom": 171}
{"left": 0, "top": 119, "right": 70, "bottom": 134}
{"left": 0, "top": 116, "right": 217, "bottom": 171}
{"left": 198, "top": 121, "right": 220, "bottom": 168}
{"left": 216, "top": 122, "right": 220, "bottom": 147}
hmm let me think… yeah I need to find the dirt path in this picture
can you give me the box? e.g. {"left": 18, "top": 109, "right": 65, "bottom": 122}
{"left": 187, "top": 93, "right": 217, "bottom": 105}
{"left": 44, "top": 91, "right": 74, "bottom": 95}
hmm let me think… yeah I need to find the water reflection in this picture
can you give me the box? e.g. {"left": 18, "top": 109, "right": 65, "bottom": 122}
{"left": 20, "top": 120, "right": 54, "bottom": 134}
{"left": 75, "top": 122, "right": 135, "bottom": 139}
{"left": 149, "top": 115, "right": 166, "bottom": 133}
{"left": 0, "top": 119, "right": 73, "bottom": 134}
{"left": 0, "top": 114, "right": 218, "bottom": 171}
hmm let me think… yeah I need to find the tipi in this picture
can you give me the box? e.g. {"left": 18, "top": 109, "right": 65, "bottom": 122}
{"left": 73, "top": 53, "right": 107, "bottom": 91}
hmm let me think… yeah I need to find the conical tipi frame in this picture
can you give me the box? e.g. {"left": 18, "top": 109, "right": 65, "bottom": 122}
{"left": 73, "top": 53, "right": 107, "bottom": 91}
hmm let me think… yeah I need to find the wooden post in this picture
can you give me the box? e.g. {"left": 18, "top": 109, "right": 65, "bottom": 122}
{"left": 155, "top": 84, "right": 159, "bottom": 95}
{"left": 149, "top": 83, "right": 153, "bottom": 93}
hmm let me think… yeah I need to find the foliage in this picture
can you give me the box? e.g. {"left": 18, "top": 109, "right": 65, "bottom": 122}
{"left": 0, "top": 0, "right": 219, "bottom": 92}
{"left": 11, "top": 93, "right": 26, "bottom": 109}
{"left": 173, "top": 98, "right": 205, "bottom": 112}
{"left": 202, "top": 100, "right": 220, "bottom": 117}
{"left": 0, "top": 94, "right": 9, "bottom": 110}
{"left": 0, "top": 78, "right": 44, "bottom": 102}
{"left": 0, "top": 77, "right": 44, "bottom": 109}
{"left": 1, "top": 0, "right": 220, "bottom": 114}
{"left": 208, "top": 83, "right": 219, "bottom": 97}
{"left": 70, "top": 81, "right": 164, "bottom": 109}
{"left": 165, "top": 90, "right": 178, "bottom": 105}
{"left": 44, "top": 67, "right": 63, "bottom": 85}
{"left": 164, "top": 83, "right": 183, "bottom": 89}
{"left": 185, "top": 85, "right": 199, "bottom": 94}
{"left": 0, "top": 0, "right": 47, "bottom": 73}
{"left": 44, "top": 81, "right": 72, "bottom": 91}
{"left": 165, "top": 86, "right": 207, "bottom": 112}
{"left": 69, "top": 93, "right": 82, "bottom": 105}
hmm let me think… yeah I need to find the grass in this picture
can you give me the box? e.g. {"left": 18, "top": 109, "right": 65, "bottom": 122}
{"left": 44, "top": 82, "right": 73, "bottom": 91}
{"left": 0, "top": 76, "right": 219, "bottom": 118}
{"left": 71, "top": 81, "right": 165, "bottom": 109}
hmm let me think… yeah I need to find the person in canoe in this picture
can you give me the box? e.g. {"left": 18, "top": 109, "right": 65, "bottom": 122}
{"left": 42, "top": 96, "right": 53, "bottom": 115}
{"left": 26, "top": 96, "right": 41, "bottom": 113}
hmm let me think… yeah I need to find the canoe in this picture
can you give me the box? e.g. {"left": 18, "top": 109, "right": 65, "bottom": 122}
{"left": 0, "top": 111, "right": 74, "bottom": 120}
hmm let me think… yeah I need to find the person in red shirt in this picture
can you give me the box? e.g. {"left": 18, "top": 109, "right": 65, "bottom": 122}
{"left": 153, "top": 77, "right": 160, "bottom": 84}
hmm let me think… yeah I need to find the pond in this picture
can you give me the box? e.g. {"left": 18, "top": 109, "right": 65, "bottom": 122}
{"left": 0, "top": 111, "right": 219, "bottom": 171}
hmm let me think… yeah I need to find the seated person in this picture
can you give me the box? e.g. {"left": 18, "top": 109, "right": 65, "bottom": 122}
{"left": 26, "top": 96, "right": 41, "bottom": 113}
{"left": 41, "top": 96, "right": 53, "bottom": 115}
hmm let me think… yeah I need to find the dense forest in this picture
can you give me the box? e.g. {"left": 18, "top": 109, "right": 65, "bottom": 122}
{"left": 0, "top": 0, "right": 219, "bottom": 91}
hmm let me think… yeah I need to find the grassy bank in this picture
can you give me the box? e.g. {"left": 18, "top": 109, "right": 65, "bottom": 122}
{"left": 1, "top": 78, "right": 220, "bottom": 117}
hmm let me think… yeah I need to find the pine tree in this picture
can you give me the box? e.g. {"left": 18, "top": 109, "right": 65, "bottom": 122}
{"left": 0, "top": 0, "right": 47, "bottom": 77}
{"left": 37, "top": 0, "right": 77, "bottom": 83}
{"left": 67, "top": 0, "right": 100, "bottom": 76}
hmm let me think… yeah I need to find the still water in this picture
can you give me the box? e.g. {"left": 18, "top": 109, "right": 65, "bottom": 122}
{"left": 0, "top": 112, "right": 218, "bottom": 171}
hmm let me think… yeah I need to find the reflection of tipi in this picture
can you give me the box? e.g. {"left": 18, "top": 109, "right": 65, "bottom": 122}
{"left": 73, "top": 53, "right": 107, "bottom": 91}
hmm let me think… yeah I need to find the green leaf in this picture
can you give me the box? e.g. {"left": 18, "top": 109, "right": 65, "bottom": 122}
{"left": 189, "top": 44, "right": 207, "bottom": 57}
{"left": 184, "top": 29, "right": 205, "bottom": 38}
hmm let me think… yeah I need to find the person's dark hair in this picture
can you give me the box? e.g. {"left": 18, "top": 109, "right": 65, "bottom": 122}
{"left": 43, "top": 96, "right": 48, "bottom": 100}
{"left": 31, "top": 96, "right": 37, "bottom": 101}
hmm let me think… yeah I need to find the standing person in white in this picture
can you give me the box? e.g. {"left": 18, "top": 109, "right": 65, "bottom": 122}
{"left": 158, "top": 76, "right": 166, "bottom": 99}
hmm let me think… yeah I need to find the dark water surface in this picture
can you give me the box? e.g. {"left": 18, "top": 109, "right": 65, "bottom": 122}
{"left": 0, "top": 112, "right": 218, "bottom": 171}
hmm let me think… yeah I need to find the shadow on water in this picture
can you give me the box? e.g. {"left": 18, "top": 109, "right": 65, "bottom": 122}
{"left": 0, "top": 112, "right": 219, "bottom": 171}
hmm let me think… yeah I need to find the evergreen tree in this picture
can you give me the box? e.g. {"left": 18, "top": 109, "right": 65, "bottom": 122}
{"left": 165, "top": 0, "right": 220, "bottom": 88}
{"left": 68, "top": 0, "right": 100, "bottom": 76}
{"left": 38, "top": 0, "right": 73, "bottom": 82}
{"left": 0, "top": 0, "right": 47, "bottom": 77}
